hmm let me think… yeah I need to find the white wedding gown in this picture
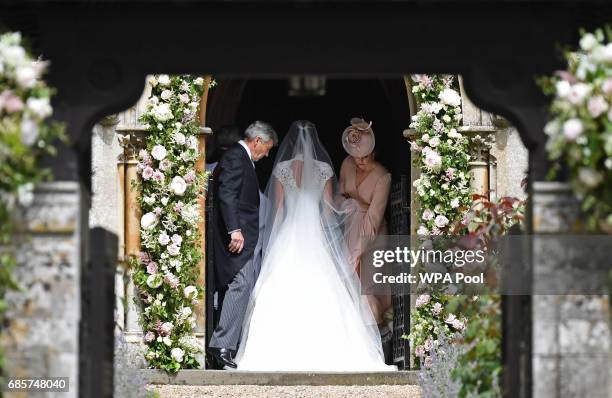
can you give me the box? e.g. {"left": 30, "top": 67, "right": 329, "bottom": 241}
{"left": 235, "top": 154, "right": 395, "bottom": 372}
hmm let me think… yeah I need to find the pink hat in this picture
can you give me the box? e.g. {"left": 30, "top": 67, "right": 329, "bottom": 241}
{"left": 342, "top": 117, "right": 375, "bottom": 157}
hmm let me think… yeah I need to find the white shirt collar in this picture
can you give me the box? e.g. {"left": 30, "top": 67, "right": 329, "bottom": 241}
{"left": 238, "top": 140, "right": 255, "bottom": 167}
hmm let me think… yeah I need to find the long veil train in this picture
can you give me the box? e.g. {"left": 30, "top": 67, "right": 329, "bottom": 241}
{"left": 234, "top": 120, "right": 395, "bottom": 371}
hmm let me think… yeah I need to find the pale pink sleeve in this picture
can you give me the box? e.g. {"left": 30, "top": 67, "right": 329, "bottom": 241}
{"left": 361, "top": 173, "right": 391, "bottom": 237}
{"left": 339, "top": 157, "right": 350, "bottom": 196}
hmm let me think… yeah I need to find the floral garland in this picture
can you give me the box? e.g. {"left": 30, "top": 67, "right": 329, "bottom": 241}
{"left": 0, "top": 31, "right": 65, "bottom": 376}
{"left": 407, "top": 74, "right": 473, "bottom": 367}
{"left": 130, "top": 74, "right": 211, "bottom": 372}
{"left": 540, "top": 27, "right": 612, "bottom": 232}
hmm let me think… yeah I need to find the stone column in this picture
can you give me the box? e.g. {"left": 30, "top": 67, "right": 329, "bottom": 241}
{"left": 465, "top": 131, "right": 495, "bottom": 197}
{"left": 194, "top": 76, "right": 212, "bottom": 367}
{"left": 117, "top": 130, "right": 147, "bottom": 343}
{"left": 531, "top": 182, "right": 610, "bottom": 398}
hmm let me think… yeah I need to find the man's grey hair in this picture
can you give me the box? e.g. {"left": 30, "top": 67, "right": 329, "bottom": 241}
{"left": 244, "top": 121, "right": 278, "bottom": 145}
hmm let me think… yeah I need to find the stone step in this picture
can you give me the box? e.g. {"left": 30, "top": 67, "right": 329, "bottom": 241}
{"left": 152, "top": 384, "right": 422, "bottom": 398}
{"left": 142, "top": 369, "right": 418, "bottom": 386}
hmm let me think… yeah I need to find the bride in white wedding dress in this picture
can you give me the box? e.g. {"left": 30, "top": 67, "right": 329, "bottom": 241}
{"left": 235, "top": 120, "right": 396, "bottom": 371}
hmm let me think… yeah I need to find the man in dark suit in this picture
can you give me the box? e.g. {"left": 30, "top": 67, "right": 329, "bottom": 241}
{"left": 208, "top": 121, "right": 277, "bottom": 369}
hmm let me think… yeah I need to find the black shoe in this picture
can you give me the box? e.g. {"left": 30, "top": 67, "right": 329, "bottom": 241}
{"left": 207, "top": 347, "right": 237, "bottom": 369}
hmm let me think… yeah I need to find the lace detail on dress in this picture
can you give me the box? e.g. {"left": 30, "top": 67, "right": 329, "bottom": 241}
{"left": 273, "top": 160, "right": 334, "bottom": 191}
{"left": 316, "top": 162, "right": 334, "bottom": 184}
{"left": 273, "top": 162, "right": 298, "bottom": 190}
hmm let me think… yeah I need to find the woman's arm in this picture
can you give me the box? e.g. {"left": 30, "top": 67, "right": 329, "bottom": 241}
{"left": 361, "top": 173, "right": 392, "bottom": 237}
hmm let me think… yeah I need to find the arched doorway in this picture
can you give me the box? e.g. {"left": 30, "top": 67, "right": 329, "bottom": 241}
{"left": 203, "top": 77, "right": 414, "bottom": 367}
{"left": 207, "top": 77, "right": 412, "bottom": 187}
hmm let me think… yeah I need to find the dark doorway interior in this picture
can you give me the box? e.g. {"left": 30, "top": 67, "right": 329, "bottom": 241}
{"left": 209, "top": 78, "right": 412, "bottom": 187}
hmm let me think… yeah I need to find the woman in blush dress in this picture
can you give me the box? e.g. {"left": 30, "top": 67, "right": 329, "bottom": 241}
{"left": 339, "top": 118, "right": 392, "bottom": 328}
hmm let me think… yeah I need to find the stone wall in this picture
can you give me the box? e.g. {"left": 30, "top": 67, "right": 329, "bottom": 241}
{"left": 532, "top": 182, "right": 611, "bottom": 398}
{"left": 2, "top": 182, "right": 82, "bottom": 398}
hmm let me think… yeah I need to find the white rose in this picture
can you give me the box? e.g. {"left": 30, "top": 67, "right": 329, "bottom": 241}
{"left": 151, "top": 103, "right": 173, "bottom": 122}
{"left": 17, "top": 183, "right": 34, "bottom": 207}
{"left": 567, "top": 83, "right": 592, "bottom": 105}
{"left": 170, "top": 176, "right": 187, "bottom": 196}
{"left": 421, "top": 134, "right": 430, "bottom": 143}
{"left": 562, "top": 118, "right": 584, "bottom": 141}
{"left": 149, "top": 96, "right": 159, "bottom": 105}
{"left": 555, "top": 80, "right": 571, "bottom": 98}
{"left": 439, "top": 88, "right": 462, "bottom": 107}
{"left": 424, "top": 148, "right": 442, "bottom": 171}
{"left": 171, "top": 234, "right": 183, "bottom": 245}
{"left": 15, "top": 65, "right": 38, "bottom": 89}
{"left": 163, "top": 336, "right": 172, "bottom": 346}
{"left": 180, "top": 307, "right": 192, "bottom": 318}
{"left": 587, "top": 96, "right": 608, "bottom": 118}
{"left": 151, "top": 145, "right": 167, "bottom": 160}
{"left": 144, "top": 196, "right": 156, "bottom": 205}
{"left": 174, "top": 132, "right": 186, "bottom": 145}
{"left": 20, "top": 115, "right": 39, "bottom": 146}
{"left": 170, "top": 347, "right": 184, "bottom": 363}
{"left": 434, "top": 215, "right": 449, "bottom": 228}
{"left": 422, "top": 209, "right": 434, "bottom": 221}
{"left": 167, "top": 243, "right": 180, "bottom": 256}
{"left": 158, "top": 74, "right": 171, "bottom": 86}
{"left": 417, "top": 226, "right": 429, "bottom": 236}
{"left": 146, "top": 274, "right": 163, "bottom": 289}
{"left": 184, "top": 285, "right": 198, "bottom": 300}
{"left": 194, "top": 77, "right": 204, "bottom": 86}
{"left": 2, "top": 45, "right": 26, "bottom": 67}
{"left": 578, "top": 168, "right": 603, "bottom": 188}
{"left": 160, "top": 89, "right": 172, "bottom": 101}
{"left": 25, "top": 97, "right": 52, "bottom": 119}
{"left": 579, "top": 33, "right": 598, "bottom": 51}
{"left": 161, "top": 196, "right": 169, "bottom": 206}
{"left": 429, "top": 136, "right": 440, "bottom": 148}
{"left": 448, "top": 128, "right": 462, "bottom": 139}
{"left": 158, "top": 232, "right": 170, "bottom": 246}
{"left": 140, "top": 212, "right": 158, "bottom": 229}
{"left": 187, "top": 135, "right": 198, "bottom": 150}
{"left": 591, "top": 43, "right": 612, "bottom": 64}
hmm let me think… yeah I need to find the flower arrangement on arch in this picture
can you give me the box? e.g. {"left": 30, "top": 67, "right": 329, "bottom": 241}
{"left": 539, "top": 27, "right": 612, "bottom": 232}
{"left": 0, "top": 30, "right": 65, "bottom": 379}
{"left": 409, "top": 74, "right": 473, "bottom": 237}
{"left": 130, "top": 74, "right": 212, "bottom": 372}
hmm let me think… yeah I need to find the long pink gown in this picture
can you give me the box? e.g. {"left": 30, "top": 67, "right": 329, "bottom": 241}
{"left": 339, "top": 156, "right": 392, "bottom": 323}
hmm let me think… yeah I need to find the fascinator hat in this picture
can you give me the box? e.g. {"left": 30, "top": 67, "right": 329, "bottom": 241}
{"left": 341, "top": 117, "right": 375, "bottom": 157}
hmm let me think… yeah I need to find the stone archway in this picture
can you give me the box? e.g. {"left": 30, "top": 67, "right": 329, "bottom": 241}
{"left": 3, "top": 2, "right": 611, "bottom": 397}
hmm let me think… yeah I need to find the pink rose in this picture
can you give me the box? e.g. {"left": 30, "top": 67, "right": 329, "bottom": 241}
{"left": 171, "top": 234, "right": 183, "bottom": 246}
{"left": 173, "top": 202, "right": 184, "bottom": 214}
{"left": 144, "top": 331, "right": 156, "bottom": 343}
{"left": 164, "top": 273, "right": 179, "bottom": 289}
{"left": 434, "top": 214, "right": 449, "bottom": 228}
{"left": 0, "top": 90, "right": 24, "bottom": 113}
{"left": 142, "top": 166, "right": 154, "bottom": 180}
{"left": 152, "top": 170, "right": 165, "bottom": 182}
{"left": 146, "top": 262, "right": 158, "bottom": 274}
{"left": 167, "top": 244, "right": 180, "bottom": 256}
{"left": 183, "top": 170, "right": 196, "bottom": 184}
{"left": 153, "top": 207, "right": 162, "bottom": 216}
{"left": 159, "top": 159, "right": 172, "bottom": 171}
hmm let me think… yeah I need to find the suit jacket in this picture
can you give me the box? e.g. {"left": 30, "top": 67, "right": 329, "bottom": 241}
{"left": 211, "top": 142, "right": 260, "bottom": 292}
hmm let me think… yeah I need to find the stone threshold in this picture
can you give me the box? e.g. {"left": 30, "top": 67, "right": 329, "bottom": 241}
{"left": 141, "top": 369, "right": 418, "bottom": 386}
